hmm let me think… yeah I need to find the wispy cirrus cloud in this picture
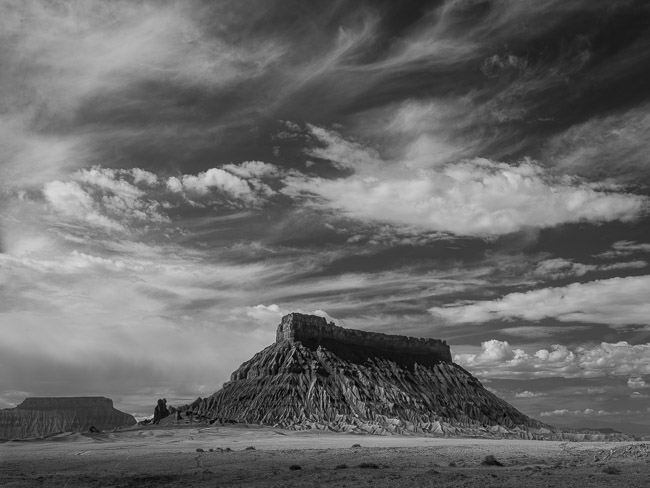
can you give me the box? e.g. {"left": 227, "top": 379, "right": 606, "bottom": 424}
{"left": 0, "top": 0, "right": 286, "bottom": 189}
{"left": 546, "top": 103, "right": 650, "bottom": 183}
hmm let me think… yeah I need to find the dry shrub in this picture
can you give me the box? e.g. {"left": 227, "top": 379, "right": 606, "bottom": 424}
{"left": 481, "top": 454, "right": 504, "bottom": 467}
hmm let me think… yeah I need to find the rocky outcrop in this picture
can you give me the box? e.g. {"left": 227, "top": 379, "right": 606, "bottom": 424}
{"left": 153, "top": 398, "right": 170, "bottom": 424}
{"left": 192, "top": 313, "right": 558, "bottom": 438}
{"left": 275, "top": 313, "right": 452, "bottom": 362}
{"left": 0, "top": 397, "right": 136, "bottom": 440}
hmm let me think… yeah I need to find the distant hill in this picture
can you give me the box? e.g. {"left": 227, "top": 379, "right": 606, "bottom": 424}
{"left": 0, "top": 397, "right": 136, "bottom": 440}
{"left": 551, "top": 418, "right": 650, "bottom": 438}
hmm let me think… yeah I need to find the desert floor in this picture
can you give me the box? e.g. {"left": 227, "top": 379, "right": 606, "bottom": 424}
{"left": 2, "top": 424, "right": 649, "bottom": 487}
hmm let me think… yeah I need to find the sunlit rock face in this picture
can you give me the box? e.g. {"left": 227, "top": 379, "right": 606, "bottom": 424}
{"left": 0, "top": 397, "right": 136, "bottom": 439}
{"left": 193, "top": 313, "right": 559, "bottom": 438}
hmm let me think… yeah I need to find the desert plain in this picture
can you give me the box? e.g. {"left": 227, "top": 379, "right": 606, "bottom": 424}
{"left": 2, "top": 424, "right": 650, "bottom": 488}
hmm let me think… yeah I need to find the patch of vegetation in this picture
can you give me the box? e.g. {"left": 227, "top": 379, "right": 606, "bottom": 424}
{"left": 195, "top": 448, "right": 204, "bottom": 453}
{"left": 481, "top": 454, "right": 504, "bottom": 467}
{"left": 358, "top": 462, "right": 380, "bottom": 469}
{"left": 603, "top": 466, "right": 621, "bottom": 475}
{"left": 335, "top": 464, "right": 349, "bottom": 469}
{"left": 289, "top": 464, "right": 302, "bottom": 470}
{"left": 244, "top": 446, "right": 256, "bottom": 450}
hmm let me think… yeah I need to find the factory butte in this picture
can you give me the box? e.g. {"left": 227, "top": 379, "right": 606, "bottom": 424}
{"left": 0, "top": 314, "right": 630, "bottom": 440}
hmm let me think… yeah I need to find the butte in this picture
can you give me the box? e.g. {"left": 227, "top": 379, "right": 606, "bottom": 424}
{"left": 190, "top": 313, "right": 555, "bottom": 438}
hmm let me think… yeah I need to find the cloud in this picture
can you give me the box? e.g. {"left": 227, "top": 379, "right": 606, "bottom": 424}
{"left": 43, "top": 180, "right": 124, "bottom": 231}
{"left": 546, "top": 103, "right": 650, "bottom": 183}
{"left": 222, "top": 161, "right": 281, "bottom": 179}
{"left": 285, "top": 128, "right": 647, "bottom": 236}
{"left": 586, "top": 388, "right": 606, "bottom": 395}
{"left": 627, "top": 377, "right": 649, "bottom": 389}
{"left": 499, "top": 326, "right": 588, "bottom": 339}
{"left": 305, "top": 125, "right": 380, "bottom": 170}
{"left": 515, "top": 391, "right": 545, "bottom": 398}
{"left": 39, "top": 162, "right": 284, "bottom": 236}
{"left": 243, "top": 304, "right": 337, "bottom": 329}
{"left": 42, "top": 167, "right": 171, "bottom": 233}
{"left": 597, "top": 241, "right": 650, "bottom": 259}
{"left": 630, "top": 392, "right": 649, "bottom": 399}
{"left": 166, "top": 163, "right": 282, "bottom": 206}
{"left": 430, "top": 275, "right": 650, "bottom": 326}
{"left": 533, "top": 257, "right": 646, "bottom": 279}
{"left": 169, "top": 169, "right": 254, "bottom": 198}
{"left": 454, "top": 340, "right": 650, "bottom": 379}
{"left": 540, "top": 408, "right": 642, "bottom": 417}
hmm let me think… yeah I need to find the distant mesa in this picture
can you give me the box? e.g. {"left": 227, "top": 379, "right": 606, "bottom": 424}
{"left": 190, "top": 313, "right": 631, "bottom": 440}
{"left": 0, "top": 397, "right": 136, "bottom": 440}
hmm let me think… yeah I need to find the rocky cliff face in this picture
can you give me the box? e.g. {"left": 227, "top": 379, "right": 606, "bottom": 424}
{"left": 0, "top": 397, "right": 136, "bottom": 440}
{"left": 192, "top": 313, "right": 558, "bottom": 438}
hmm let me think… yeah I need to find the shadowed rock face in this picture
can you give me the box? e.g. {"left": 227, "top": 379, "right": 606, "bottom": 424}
{"left": 0, "top": 397, "right": 136, "bottom": 440}
{"left": 193, "top": 314, "right": 554, "bottom": 437}
{"left": 276, "top": 313, "right": 452, "bottom": 364}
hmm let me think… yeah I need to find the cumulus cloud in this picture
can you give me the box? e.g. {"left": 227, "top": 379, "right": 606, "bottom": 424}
{"left": 515, "top": 391, "right": 545, "bottom": 398}
{"left": 627, "top": 377, "right": 649, "bottom": 389}
{"left": 43, "top": 167, "right": 170, "bottom": 232}
{"left": 540, "top": 408, "right": 641, "bottom": 417}
{"left": 40, "top": 162, "right": 284, "bottom": 234}
{"left": 285, "top": 156, "right": 647, "bottom": 237}
{"left": 430, "top": 275, "right": 650, "bottom": 326}
{"left": 43, "top": 180, "right": 124, "bottom": 231}
{"left": 454, "top": 340, "right": 650, "bottom": 379}
{"left": 167, "top": 162, "right": 282, "bottom": 206}
{"left": 630, "top": 392, "right": 649, "bottom": 399}
{"left": 170, "top": 169, "right": 253, "bottom": 198}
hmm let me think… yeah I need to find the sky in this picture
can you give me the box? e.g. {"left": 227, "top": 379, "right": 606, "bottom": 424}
{"left": 1, "top": 0, "right": 649, "bottom": 432}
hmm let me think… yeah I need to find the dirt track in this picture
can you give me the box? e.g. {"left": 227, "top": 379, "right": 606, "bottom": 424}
{"left": 2, "top": 425, "right": 649, "bottom": 487}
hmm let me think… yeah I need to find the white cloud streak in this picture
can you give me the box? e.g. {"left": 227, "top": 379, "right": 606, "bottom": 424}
{"left": 597, "top": 241, "right": 650, "bottom": 259}
{"left": 533, "top": 257, "right": 646, "bottom": 279}
{"left": 540, "top": 408, "right": 643, "bottom": 417}
{"left": 431, "top": 275, "right": 650, "bottom": 326}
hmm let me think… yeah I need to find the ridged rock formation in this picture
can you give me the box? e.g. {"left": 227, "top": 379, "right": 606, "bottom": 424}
{"left": 193, "top": 313, "right": 560, "bottom": 438}
{"left": 0, "top": 397, "right": 136, "bottom": 440}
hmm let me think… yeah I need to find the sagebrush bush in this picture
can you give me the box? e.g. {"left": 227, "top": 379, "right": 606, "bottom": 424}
{"left": 481, "top": 454, "right": 504, "bottom": 467}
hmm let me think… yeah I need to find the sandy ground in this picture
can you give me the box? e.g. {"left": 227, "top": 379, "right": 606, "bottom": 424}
{"left": 2, "top": 424, "right": 650, "bottom": 487}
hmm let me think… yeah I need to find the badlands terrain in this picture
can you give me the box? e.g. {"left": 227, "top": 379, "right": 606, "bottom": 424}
{"left": 2, "top": 424, "right": 650, "bottom": 488}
